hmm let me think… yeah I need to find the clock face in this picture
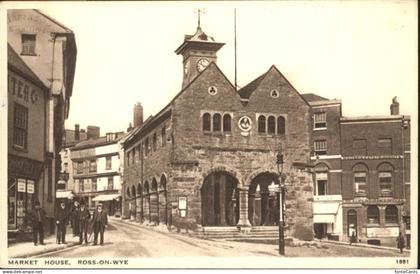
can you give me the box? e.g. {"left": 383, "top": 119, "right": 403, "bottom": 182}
{"left": 197, "top": 58, "right": 210, "bottom": 72}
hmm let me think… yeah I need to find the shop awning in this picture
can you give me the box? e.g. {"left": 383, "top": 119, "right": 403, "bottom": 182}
{"left": 313, "top": 214, "right": 335, "bottom": 223}
{"left": 56, "top": 190, "right": 74, "bottom": 199}
{"left": 313, "top": 201, "right": 340, "bottom": 223}
{"left": 92, "top": 194, "right": 120, "bottom": 202}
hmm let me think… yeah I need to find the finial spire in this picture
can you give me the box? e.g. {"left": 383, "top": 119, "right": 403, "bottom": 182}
{"left": 195, "top": 8, "right": 205, "bottom": 29}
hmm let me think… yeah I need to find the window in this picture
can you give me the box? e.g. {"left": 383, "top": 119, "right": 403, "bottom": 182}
{"left": 202, "top": 113, "right": 211, "bottom": 131}
{"left": 314, "top": 112, "right": 327, "bottom": 129}
{"left": 79, "top": 179, "right": 84, "bottom": 192}
{"left": 213, "top": 113, "right": 221, "bottom": 131}
{"left": 314, "top": 140, "right": 327, "bottom": 155}
{"left": 64, "top": 163, "right": 68, "bottom": 173}
{"left": 21, "top": 34, "right": 36, "bottom": 55}
{"left": 267, "top": 116, "right": 275, "bottom": 134}
{"left": 378, "top": 138, "right": 392, "bottom": 154}
{"left": 315, "top": 172, "right": 328, "bottom": 196}
{"left": 367, "top": 205, "right": 379, "bottom": 224}
{"left": 89, "top": 159, "right": 97, "bottom": 173}
{"left": 270, "top": 89, "right": 279, "bottom": 98}
{"left": 379, "top": 171, "right": 393, "bottom": 196}
{"left": 76, "top": 161, "right": 84, "bottom": 174}
{"left": 153, "top": 133, "right": 157, "bottom": 151}
{"left": 92, "top": 178, "right": 97, "bottom": 191}
{"left": 137, "top": 145, "right": 142, "bottom": 160}
{"left": 106, "top": 156, "right": 112, "bottom": 170}
{"left": 385, "top": 205, "right": 398, "bottom": 224}
{"left": 353, "top": 139, "right": 367, "bottom": 156}
{"left": 161, "top": 127, "right": 166, "bottom": 147}
{"left": 10, "top": 77, "right": 16, "bottom": 95}
{"left": 145, "top": 138, "right": 149, "bottom": 156}
{"left": 108, "top": 177, "right": 114, "bottom": 190}
{"left": 354, "top": 172, "right": 367, "bottom": 196}
{"left": 208, "top": 86, "right": 217, "bottom": 95}
{"left": 13, "top": 103, "right": 28, "bottom": 149}
{"left": 223, "top": 114, "right": 231, "bottom": 132}
{"left": 277, "top": 116, "right": 285, "bottom": 135}
{"left": 258, "top": 115, "right": 266, "bottom": 133}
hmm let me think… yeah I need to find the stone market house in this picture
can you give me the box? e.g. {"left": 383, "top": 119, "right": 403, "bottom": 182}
{"left": 7, "top": 9, "right": 77, "bottom": 237}
{"left": 121, "top": 24, "right": 315, "bottom": 239}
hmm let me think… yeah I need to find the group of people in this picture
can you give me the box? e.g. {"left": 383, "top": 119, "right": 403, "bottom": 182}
{"left": 349, "top": 231, "right": 407, "bottom": 253}
{"left": 31, "top": 200, "right": 109, "bottom": 246}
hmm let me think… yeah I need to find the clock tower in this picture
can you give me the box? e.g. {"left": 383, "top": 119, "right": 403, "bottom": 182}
{"left": 175, "top": 25, "right": 225, "bottom": 88}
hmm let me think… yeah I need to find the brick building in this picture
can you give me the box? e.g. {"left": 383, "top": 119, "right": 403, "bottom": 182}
{"left": 7, "top": 9, "right": 77, "bottom": 236}
{"left": 121, "top": 24, "right": 315, "bottom": 238}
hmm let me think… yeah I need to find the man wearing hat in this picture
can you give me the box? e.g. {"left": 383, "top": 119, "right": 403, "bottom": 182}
{"left": 92, "top": 203, "right": 108, "bottom": 245}
{"left": 30, "top": 201, "right": 46, "bottom": 246}
{"left": 78, "top": 201, "right": 91, "bottom": 244}
{"left": 55, "top": 201, "right": 69, "bottom": 244}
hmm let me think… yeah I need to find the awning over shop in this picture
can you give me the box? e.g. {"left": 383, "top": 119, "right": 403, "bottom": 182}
{"left": 56, "top": 190, "right": 74, "bottom": 199}
{"left": 313, "top": 214, "right": 335, "bottom": 223}
{"left": 92, "top": 194, "right": 120, "bottom": 202}
{"left": 313, "top": 201, "right": 340, "bottom": 224}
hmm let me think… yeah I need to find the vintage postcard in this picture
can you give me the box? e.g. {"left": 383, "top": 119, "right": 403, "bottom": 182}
{"left": 0, "top": 0, "right": 417, "bottom": 269}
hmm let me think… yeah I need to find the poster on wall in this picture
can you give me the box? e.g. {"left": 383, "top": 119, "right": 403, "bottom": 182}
{"left": 17, "top": 179, "right": 26, "bottom": 193}
{"left": 27, "top": 180, "right": 34, "bottom": 194}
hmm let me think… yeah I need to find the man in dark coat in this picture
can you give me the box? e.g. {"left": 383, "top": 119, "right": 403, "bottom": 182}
{"left": 92, "top": 203, "right": 108, "bottom": 245}
{"left": 55, "top": 201, "right": 69, "bottom": 244}
{"left": 396, "top": 232, "right": 405, "bottom": 253}
{"left": 78, "top": 202, "right": 91, "bottom": 244}
{"left": 71, "top": 200, "right": 81, "bottom": 237}
{"left": 30, "top": 201, "right": 46, "bottom": 246}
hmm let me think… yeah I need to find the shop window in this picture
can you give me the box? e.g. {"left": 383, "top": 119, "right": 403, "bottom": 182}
{"left": 277, "top": 116, "right": 285, "bottom": 135}
{"left": 258, "top": 115, "right": 266, "bottom": 133}
{"left": 385, "top": 205, "right": 398, "bottom": 224}
{"left": 21, "top": 34, "right": 36, "bottom": 55}
{"left": 354, "top": 172, "right": 367, "bottom": 196}
{"left": 213, "top": 113, "right": 221, "bottom": 132}
{"left": 223, "top": 114, "right": 231, "bottom": 132}
{"left": 379, "top": 171, "right": 393, "bottom": 196}
{"left": 108, "top": 177, "right": 114, "bottom": 190}
{"left": 353, "top": 139, "right": 367, "bottom": 156}
{"left": 314, "top": 140, "right": 327, "bottom": 155}
{"left": 267, "top": 116, "right": 276, "bottom": 134}
{"left": 314, "top": 112, "right": 327, "bottom": 129}
{"left": 378, "top": 138, "right": 392, "bottom": 155}
{"left": 367, "top": 205, "right": 379, "bottom": 224}
{"left": 13, "top": 103, "right": 28, "bottom": 149}
{"left": 106, "top": 156, "right": 112, "bottom": 170}
{"left": 202, "top": 113, "right": 211, "bottom": 131}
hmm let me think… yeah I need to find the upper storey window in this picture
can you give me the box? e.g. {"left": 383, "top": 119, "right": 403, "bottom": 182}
{"left": 378, "top": 138, "right": 392, "bottom": 155}
{"left": 13, "top": 103, "right": 28, "bottom": 150}
{"left": 314, "top": 112, "right": 327, "bottom": 130}
{"left": 213, "top": 113, "right": 222, "bottom": 132}
{"left": 314, "top": 140, "right": 327, "bottom": 155}
{"left": 258, "top": 114, "right": 286, "bottom": 135}
{"left": 202, "top": 112, "right": 232, "bottom": 134}
{"left": 353, "top": 139, "right": 367, "bottom": 156}
{"left": 223, "top": 114, "right": 231, "bottom": 132}
{"left": 21, "top": 34, "right": 36, "bottom": 56}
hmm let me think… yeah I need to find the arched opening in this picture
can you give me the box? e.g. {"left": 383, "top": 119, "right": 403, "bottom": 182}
{"left": 159, "top": 175, "right": 168, "bottom": 225}
{"left": 258, "top": 115, "right": 266, "bottom": 133}
{"left": 213, "top": 113, "right": 222, "bottom": 132}
{"left": 137, "top": 183, "right": 142, "bottom": 221}
{"left": 347, "top": 209, "right": 358, "bottom": 238}
{"left": 143, "top": 181, "right": 150, "bottom": 222}
{"left": 385, "top": 205, "right": 398, "bottom": 224}
{"left": 267, "top": 116, "right": 275, "bottom": 134}
{"left": 367, "top": 205, "right": 379, "bottom": 224}
{"left": 131, "top": 186, "right": 137, "bottom": 220}
{"left": 248, "top": 172, "right": 279, "bottom": 226}
{"left": 201, "top": 171, "right": 239, "bottom": 226}
{"left": 223, "top": 114, "right": 231, "bottom": 132}
{"left": 377, "top": 162, "right": 394, "bottom": 197}
{"left": 151, "top": 178, "right": 159, "bottom": 225}
{"left": 202, "top": 113, "right": 211, "bottom": 131}
{"left": 277, "top": 116, "right": 285, "bottom": 135}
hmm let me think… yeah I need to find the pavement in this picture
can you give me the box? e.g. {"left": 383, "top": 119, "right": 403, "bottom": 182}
{"left": 8, "top": 217, "right": 410, "bottom": 258}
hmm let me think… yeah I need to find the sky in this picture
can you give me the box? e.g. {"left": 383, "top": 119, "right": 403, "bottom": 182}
{"left": 16, "top": 1, "right": 418, "bottom": 134}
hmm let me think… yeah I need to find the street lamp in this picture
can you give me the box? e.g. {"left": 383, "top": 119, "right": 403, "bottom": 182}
{"left": 276, "top": 143, "right": 285, "bottom": 255}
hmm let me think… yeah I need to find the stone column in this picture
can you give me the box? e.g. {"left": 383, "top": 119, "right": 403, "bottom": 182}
{"left": 237, "top": 187, "right": 251, "bottom": 227}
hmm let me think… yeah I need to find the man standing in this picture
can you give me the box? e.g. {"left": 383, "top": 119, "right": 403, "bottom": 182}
{"left": 72, "top": 200, "right": 81, "bottom": 237}
{"left": 396, "top": 232, "right": 405, "bottom": 253}
{"left": 78, "top": 202, "right": 91, "bottom": 244}
{"left": 30, "top": 201, "right": 46, "bottom": 246}
{"left": 55, "top": 201, "right": 69, "bottom": 244}
{"left": 92, "top": 204, "right": 108, "bottom": 245}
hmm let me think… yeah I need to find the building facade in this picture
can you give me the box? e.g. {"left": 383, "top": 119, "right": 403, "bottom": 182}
{"left": 69, "top": 132, "right": 124, "bottom": 216}
{"left": 7, "top": 9, "right": 77, "bottom": 235}
{"left": 122, "top": 25, "right": 315, "bottom": 238}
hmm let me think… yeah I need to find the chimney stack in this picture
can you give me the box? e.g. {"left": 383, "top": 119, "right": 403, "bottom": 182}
{"left": 390, "top": 96, "right": 399, "bottom": 115}
{"left": 133, "top": 102, "right": 143, "bottom": 128}
{"left": 75, "top": 124, "right": 80, "bottom": 141}
{"left": 87, "top": 126, "right": 100, "bottom": 139}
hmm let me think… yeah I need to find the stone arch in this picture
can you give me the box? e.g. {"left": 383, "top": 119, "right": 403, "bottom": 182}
{"left": 199, "top": 166, "right": 244, "bottom": 189}
{"left": 352, "top": 162, "right": 369, "bottom": 171}
{"left": 315, "top": 162, "right": 330, "bottom": 171}
{"left": 244, "top": 168, "right": 279, "bottom": 187}
{"left": 151, "top": 177, "right": 159, "bottom": 224}
{"left": 159, "top": 174, "right": 168, "bottom": 225}
{"left": 376, "top": 161, "right": 394, "bottom": 171}
{"left": 143, "top": 181, "right": 151, "bottom": 222}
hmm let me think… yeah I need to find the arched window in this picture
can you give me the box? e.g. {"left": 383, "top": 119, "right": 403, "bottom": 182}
{"left": 277, "top": 116, "right": 285, "bottom": 135}
{"left": 367, "top": 205, "right": 379, "bottom": 224}
{"left": 353, "top": 163, "right": 368, "bottom": 196}
{"left": 267, "top": 116, "right": 275, "bottom": 134}
{"left": 258, "top": 115, "right": 266, "bottom": 133}
{"left": 145, "top": 138, "right": 149, "bottom": 156}
{"left": 161, "top": 127, "right": 166, "bottom": 147}
{"left": 153, "top": 133, "right": 157, "bottom": 152}
{"left": 202, "top": 113, "right": 211, "bottom": 131}
{"left": 385, "top": 205, "right": 398, "bottom": 224}
{"left": 223, "top": 114, "right": 231, "bottom": 132}
{"left": 213, "top": 113, "right": 221, "bottom": 132}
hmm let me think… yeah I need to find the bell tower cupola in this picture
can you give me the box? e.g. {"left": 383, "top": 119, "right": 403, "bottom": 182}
{"left": 175, "top": 13, "right": 225, "bottom": 88}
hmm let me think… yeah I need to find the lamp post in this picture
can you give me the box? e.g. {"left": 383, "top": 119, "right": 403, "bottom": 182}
{"left": 276, "top": 143, "right": 285, "bottom": 255}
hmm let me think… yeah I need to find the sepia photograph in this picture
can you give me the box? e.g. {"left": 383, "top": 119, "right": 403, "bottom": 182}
{"left": 0, "top": 0, "right": 417, "bottom": 269}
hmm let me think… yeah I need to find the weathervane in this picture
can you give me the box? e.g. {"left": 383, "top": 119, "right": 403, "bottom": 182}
{"left": 194, "top": 8, "right": 205, "bottom": 28}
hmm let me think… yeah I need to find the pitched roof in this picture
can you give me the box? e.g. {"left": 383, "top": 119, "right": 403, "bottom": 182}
{"left": 237, "top": 71, "right": 268, "bottom": 99}
{"left": 34, "top": 9, "right": 74, "bottom": 33}
{"left": 7, "top": 44, "right": 47, "bottom": 90}
{"left": 301, "top": 93, "right": 329, "bottom": 102}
